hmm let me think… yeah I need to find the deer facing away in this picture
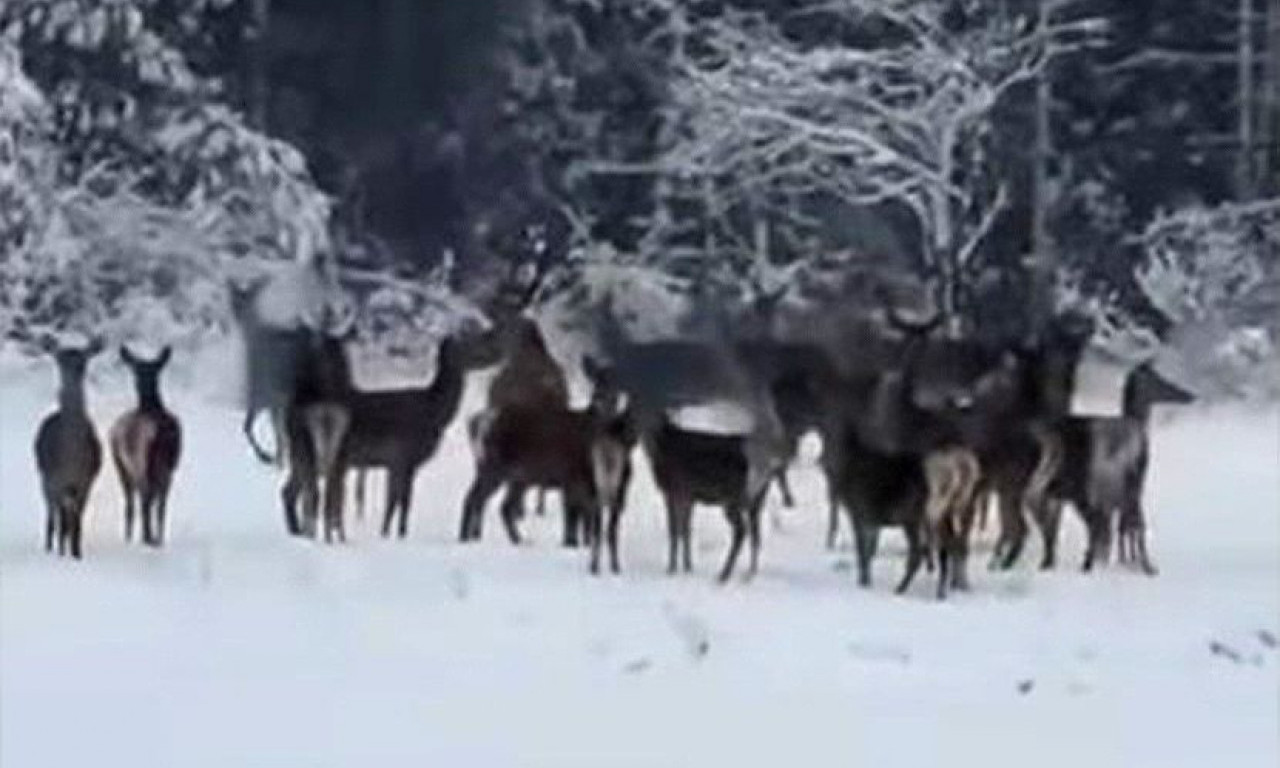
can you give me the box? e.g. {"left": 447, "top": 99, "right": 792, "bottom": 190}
{"left": 34, "top": 338, "right": 105, "bottom": 559}
{"left": 110, "top": 345, "right": 182, "bottom": 547}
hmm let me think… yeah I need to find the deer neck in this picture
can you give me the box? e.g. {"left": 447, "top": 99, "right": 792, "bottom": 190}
{"left": 1121, "top": 395, "right": 1153, "bottom": 424}
{"left": 134, "top": 380, "right": 164, "bottom": 411}
{"left": 57, "top": 382, "right": 88, "bottom": 415}
{"left": 430, "top": 346, "right": 466, "bottom": 412}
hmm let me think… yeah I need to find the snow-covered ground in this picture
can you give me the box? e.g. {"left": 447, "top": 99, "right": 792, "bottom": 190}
{"left": 2, "top": 362, "right": 1276, "bottom": 768}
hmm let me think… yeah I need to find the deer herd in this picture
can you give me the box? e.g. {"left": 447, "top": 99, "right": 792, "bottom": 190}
{"left": 30, "top": 275, "right": 1195, "bottom": 600}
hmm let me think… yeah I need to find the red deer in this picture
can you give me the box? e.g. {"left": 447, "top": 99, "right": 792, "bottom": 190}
{"left": 589, "top": 294, "right": 789, "bottom": 532}
{"left": 34, "top": 337, "right": 105, "bottom": 559}
{"left": 458, "top": 356, "right": 633, "bottom": 571}
{"left": 328, "top": 333, "right": 476, "bottom": 539}
{"left": 1028, "top": 362, "right": 1195, "bottom": 575}
{"left": 283, "top": 322, "right": 354, "bottom": 542}
{"left": 109, "top": 346, "right": 182, "bottom": 547}
{"left": 466, "top": 316, "right": 571, "bottom": 521}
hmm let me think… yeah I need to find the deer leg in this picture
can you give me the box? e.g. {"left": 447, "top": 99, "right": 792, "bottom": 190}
{"left": 139, "top": 488, "right": 157, "bottom": 547}
{"left": 460, "top": 469, "right": 500, "bottom": 543}
{"left": 353, "top": 469, "right": 367, "bottom": 521}
{"left": 380, "top": 468, "right": 402, "bottom": 539}
{"left": 1032, "top": 497, "right": 1064, "bottom": 571}
{"left": 774, "top": 467, "right": 795, "bottom": 509}
{"left": 156, "top": 478, "right": 172, "bottom": 546}
{"left": 994, "top": 489, "right": 1028, "bottom": 571}
{"left": 394, "top": 470, "right": 415, "bottom": 540}
{"left": 935, "top": 541, "right": 951, "bottom": 601}
{"left": 43, "top": 493, "right": 56, "bottom": 553}
{"left": 826, "top": 485, "right": 842, "bottom": 549}
{"left": 718, "top": 503, "right": 747, "bottom": 584}
{"left": 243, "top": 407, "right": 276, "bottom": 465}
{"left": 280, "top": 470, "right": 305, "bottom": 537}
{"left": 680, "top": 501, "right": 695, "bottom": 574}
{"left": 852, "top": 519, "right": 879, "bottom": 588}
{"left": 535, "top": 488, "right": 548, "bottom": 517}
{"left": 895, "top": 525, "right": 925, "bottom": 595}
{"left": 324, "top": 466, "right": 347, "bottom": 544}
{"left": 950, "top": 501, "right": 977, "bottom": 592}
{"left": 1081, "top": 507, "right": 1113, "bottom": 573}
{"left": 1120, "top": 493, "right": 1157, "bottom": 576}
{"left": 66, "top": 496, "right": 84, "bottom": 560}
{"left": 561, "top": 489, "right": 582, "bottom": 549}
{"left": 746, "top": 493, "right": 764, "bottom": 580}
{"left": 500, "top": 482, "right": 526, "bottom": 546}
{"left": 663, "top": 497, "right": 680, "bottom": 575}
{"left": 606, "top": 500, "right": 623, "bottom": 576}
{"left": 577, "top": 486, "right": 603, "bottom": 575}
{"left": 114, "top": 455, "right": 135, "bottom": 542}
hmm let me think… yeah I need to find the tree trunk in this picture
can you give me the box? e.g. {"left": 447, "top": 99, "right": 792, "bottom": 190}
{"left": 247, "top": 0, "right": 271, "bottom": 130}
{"left": 1263, "top": 0, "right": 1280, "bottom": 194}
{"left": 1238, "top": 0, "right": 1257, "bottom": 199}
{"left": 932, "top": 128, "right": 960, "bottom": 335}
{"left": 1029, "top": 0, "right": 1058, "bottom": 337}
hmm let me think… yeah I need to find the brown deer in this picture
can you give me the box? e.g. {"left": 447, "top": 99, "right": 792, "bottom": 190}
{"left": 458, "top": 356, "right": 633, "bottom": 568}
{"left": 1028, "top": 361, "right": 1194, "bottom": 575}
{"left": 109, "top": 346, "right": 182, "bottom": 547}
{"left": 34, "top": 337, "right": 105, "bottom": 559}
{"left": 589, "top": 294, "right": 789, "bottom": 531}
{"left": 466, "top": 316, "right": 571, "bottom": 520}
{"left": 325, "top": 333, "right": 476, "bottom": 539}
{"left": 287, "top": 322, "right": 355, "bottom": 542}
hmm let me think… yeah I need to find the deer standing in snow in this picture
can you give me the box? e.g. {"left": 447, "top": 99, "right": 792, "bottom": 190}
{"left": 110, "top": 345, "right": 182, "bottom": 547}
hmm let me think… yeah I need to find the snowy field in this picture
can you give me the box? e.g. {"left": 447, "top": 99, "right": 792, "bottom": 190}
{"left": 1, "top": 362, "right": 1277, "bottom": 768}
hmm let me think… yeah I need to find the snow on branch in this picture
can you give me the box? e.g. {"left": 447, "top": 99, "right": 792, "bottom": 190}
{"left": 649, "top": 0, "right": 1101, "bottom": 306}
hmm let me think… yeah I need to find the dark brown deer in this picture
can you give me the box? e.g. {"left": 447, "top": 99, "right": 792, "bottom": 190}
{"left": 590, "top": 294, "right": 789, "bottom": 527}
{"left": 466, "top": 316, "right": 571, "bottom": 520}
{"left": 283, "top": 321, "right": 355, "bottom": 542}
{"left": 873, "top": 303, "right": 1094, "bottom": 578}
{"left": 586, "top": 362, "right": 640, "bottom": 574}
{"left": 109, "top": 346, "right": 182, "bottom": 547}
{"left": 828, "top": 353, "right": 983, "bottom": 599}
{"left": 34, "top": 337, "right": 105, "bottom": 559}
{"left": 458, "top": 356, "right": 633, "bottom": 567}
{"left": 638, "top": 406, "right": 769, "bottom": 582}
{"left": 327, "top": 333, "right": 474, "bottom": 539}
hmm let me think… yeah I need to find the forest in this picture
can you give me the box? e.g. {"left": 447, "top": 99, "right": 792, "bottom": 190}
{"left": 1, "top": 0, "right": 1277, "bottom": 397}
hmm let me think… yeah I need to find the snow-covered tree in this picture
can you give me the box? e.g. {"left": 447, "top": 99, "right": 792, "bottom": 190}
{"left": 0, "top": 39, "right": 56, "bottom": 342}
{"left": 0, "top": 0, "right": 332, "bottom": 350}
{"left": 650, "top": 0, "right": 1102, "bottom": 325}
{"left": 1135, "top": 198, "right": 1280, "bottom": 397}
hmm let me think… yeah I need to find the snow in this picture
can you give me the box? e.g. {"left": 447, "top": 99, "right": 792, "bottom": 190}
{"left": 1, "top": 365, "right": 1276, "bottom": 768}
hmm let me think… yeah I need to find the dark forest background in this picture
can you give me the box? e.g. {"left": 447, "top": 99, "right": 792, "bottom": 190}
{"left": 1, "top": 0, "right": 1277, "bottom": 395}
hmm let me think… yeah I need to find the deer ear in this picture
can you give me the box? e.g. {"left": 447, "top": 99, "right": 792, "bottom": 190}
{"left": 86, "top": 336, "right": 106, "bottom": 358}
{"left": 120, "top": 344, "right": 137, "bottom": 367}
{"left": 156, "top": 345, "right": 172, "bottom": 368}
{"left": 37, "top": 334, "right": 58, "bottom": 355}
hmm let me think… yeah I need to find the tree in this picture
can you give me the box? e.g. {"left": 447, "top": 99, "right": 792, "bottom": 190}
{"left": 650, "top": 0, "right": 1102, "bottom": 327}
{"left": 0, "top": 0, "right": 331, "bottom": 349}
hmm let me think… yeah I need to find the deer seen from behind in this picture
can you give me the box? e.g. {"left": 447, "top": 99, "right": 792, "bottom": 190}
{"left": 110, "top": 345, "right": 182, "bottom": 547}
{"left": 34, "top": 337, "right": 105, "bottom": 559}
